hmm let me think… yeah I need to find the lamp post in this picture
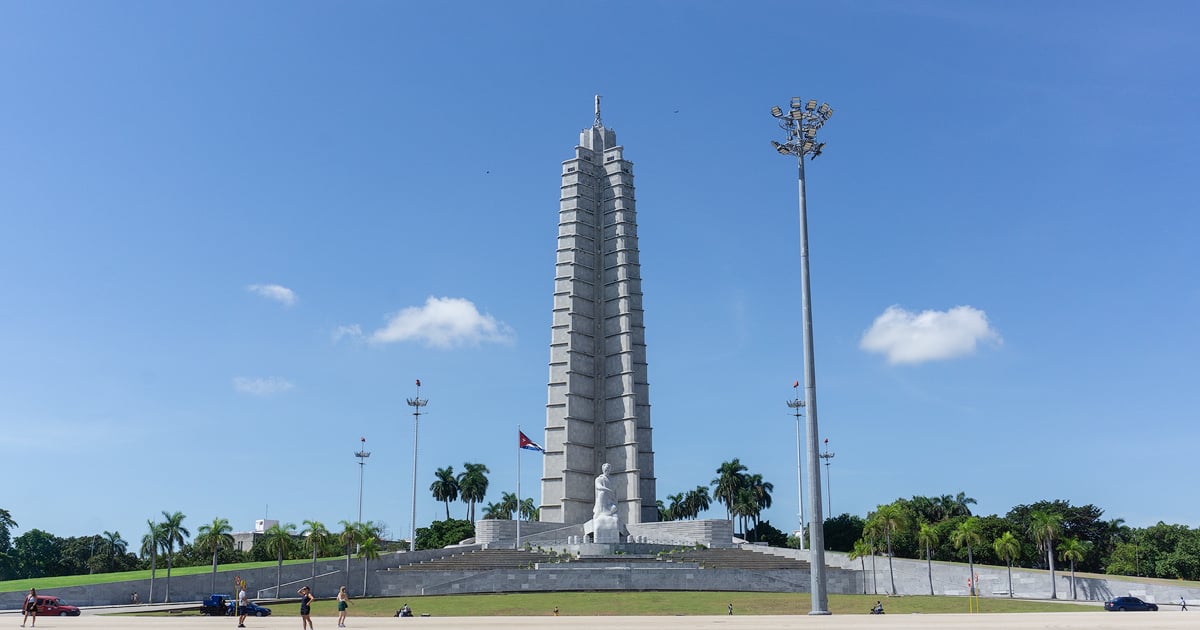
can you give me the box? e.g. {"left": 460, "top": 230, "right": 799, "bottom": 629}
{"left": 786, "top": 383, "right": 806, "bottom": 551}
{"left": 819, "top": 438, "right": 835, "bottom": 519}
{"left": 355, "top": 437, "right": 371, "bottom": 524}
{"left": 406, "top": 380, "right": 428, "bottom": 551}
{"left": 771, "top": 96, "right": 833, "bottom": 615}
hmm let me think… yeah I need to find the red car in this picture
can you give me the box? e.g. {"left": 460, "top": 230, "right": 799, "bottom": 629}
{"left": 34, "top": 596, "right": 81, "bottom": 616}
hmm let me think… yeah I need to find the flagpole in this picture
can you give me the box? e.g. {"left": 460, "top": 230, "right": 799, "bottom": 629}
{"left": 516, "top": 425, "right": 522, "bottom": 549}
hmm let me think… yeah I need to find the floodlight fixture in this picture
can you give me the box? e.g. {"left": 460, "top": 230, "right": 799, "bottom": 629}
{"left": 818, "top": 103, "right": 832, "bottom": 117}
{"left": 805, "top": 128, "right": 817, "bottom": 139}
{"left": 791, "top": 109, "right": 804, "bottom": 120}
{"left": 772, "top": 140, "right": 790, "bottom": 155}
{"left": 806, "top": 99, "right": 817, "bottom": 112}
{"left": 771, "top": 105, "right": 784, "bottom": 118}
{"left": 791, "top": 96, "right": 803, "bottom": 110}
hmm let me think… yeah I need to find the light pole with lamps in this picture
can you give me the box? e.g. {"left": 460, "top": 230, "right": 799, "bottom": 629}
{"left": 819, "top": 438, "right": 835, "bottom": 519}
{"left": 354, "top": 437, "right": 371, "bottom": 524}
{"left": 786, "top": 382, "right": 806, "bottom": 551}
{"left": 406, "top": 380, "right": 428, "bottom": 551}
{"left": 771, "top": 96, "right": 833, "bottom": 615}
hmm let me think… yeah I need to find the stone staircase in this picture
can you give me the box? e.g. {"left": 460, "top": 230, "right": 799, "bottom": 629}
{"left": 662, "top": 547, "right": 811, "bottom": 570}
{"left": 389, "top": 548, "right": 561, "bottom": 571}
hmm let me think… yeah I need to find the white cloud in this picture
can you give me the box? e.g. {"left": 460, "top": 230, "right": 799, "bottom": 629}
{"left": 233, "top": 376, "right": 295, "bottom": 396}
{"left": 247, "top": 284, "right": 297, "bottom": 307}
{"left": 860, "top": 305, "right": 1001, "bottom": 365}
{"left": 332, "top": 324, "right": 363, "bottom": 342}
{"left": 370, "top": 296, "right": 515, "bottom": 348}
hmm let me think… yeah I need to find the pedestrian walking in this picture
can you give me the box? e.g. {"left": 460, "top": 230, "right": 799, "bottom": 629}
{"left": 237, "top": 582, "right": 250, "bottom": 628}
{"left": 337, "top": 586, "right": 349, "bottom": 627}
{"left": 728, "top": 602, "right": 733, "bottom": 616}
{"left": 298, "top": 585, "right": 315, "bottom": 630}
{"left": 21, "top": 588, "right": 37, "bottom": 628}
{"left": 1182, "top": 596, "right": 1189, "bottom": 611}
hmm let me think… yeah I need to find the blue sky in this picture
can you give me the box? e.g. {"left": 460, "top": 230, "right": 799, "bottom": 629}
{"left": 2, "top": 1, "right": 1197, "bottom": 546}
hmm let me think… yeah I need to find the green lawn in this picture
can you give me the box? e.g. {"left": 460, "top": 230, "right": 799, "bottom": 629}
{"left": 129, "top": 592, "right": 1095, "bottom": 617}
{"left": 0, "top": 557, "right": 340, "bottom": 592}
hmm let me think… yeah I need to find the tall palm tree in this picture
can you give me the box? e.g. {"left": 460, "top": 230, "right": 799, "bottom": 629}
{"left": 917, "top": 522, "right": 939, "bottom": 596}
{"left": 498, "top": 492, "right": 519, "bottom": 519}
{"left": 519, "top": 498, "right": 538, "bottom": 522}
{"left": 338, "top": 520, "right": 361, "bottom": 582}
{"left": 863, "top": 517, "right": 882, "bottom": 595}
{"left": 711, "top": 459, "right": 748, "bottom": 521}
{"left": 993, "top": 531, "right": 1020, "bottom": 598}
{"left": 429, "top": 466, "right": 459, "bottom": 520}
{"left": 685, "top": 486, "right": 711, "bottom": 520}
{"left": 871, "top": 505, "right": 909, "bottom": 595}
{"left": 1058, "top": 537, "right": 1090, "bottom": 600}
{"left": 140, "top": 521, "right": 164, "bottom": 603}
{"left": 746, "top": 473, "right": 774, "bottom": 528}
{"left": 950, "top": 516, "right": 983, "bottom": 596}
{"left": 951, "top": 492, "right": 977, "bottom": 517}
{"left": 849, "top": 539, "right": 871, "bottom": 595}
{"left": 356, "top": 522, "right": 381, "bottom": 597}
{"left": 732, "top": 487, "right": 757, "bottom": 538}
{"left": 662, "top": 493, "right": 684, "bottom": 522}
{"left": 194, "top": 518, "right": 233, "bottom": 593}
{"left": 457, "top": 463, "right": 491, "bottom": 522}
{"left": 1028, "top": 510, "right": 1062, "bottom": 599}
{"left": 302, "top": 520, "right": 330, "bottom": 591}
{"left": 262, "top": 522, "right": 297, "bottom": 597}
{"left": 159, "top": 511, "right": 189, "bottom": 603}
{"left": 482, "top": 502, "right": 507, "bottom": 520}
{"left": 100, "top": 530, "right": 127, "bottom": 572}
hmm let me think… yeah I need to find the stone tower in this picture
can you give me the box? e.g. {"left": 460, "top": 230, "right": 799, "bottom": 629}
{"left": 541, "top": 97, "right": 656, "bottom": 526}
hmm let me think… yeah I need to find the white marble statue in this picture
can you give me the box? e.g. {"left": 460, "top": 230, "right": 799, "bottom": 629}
{"left": 593, "top": 463, "right": 618, "bottom": 518}
{"left": 588, "top": 462, "right": 621, "bottom": 543}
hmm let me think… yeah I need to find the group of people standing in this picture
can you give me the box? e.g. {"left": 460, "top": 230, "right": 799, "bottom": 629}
{"left": 235, "top": 584, "right": 350, "bottom": 629}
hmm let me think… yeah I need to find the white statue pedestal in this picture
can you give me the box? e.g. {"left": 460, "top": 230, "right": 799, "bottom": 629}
{"left": 585, "top": 513, "right": 621, "bottom": 544}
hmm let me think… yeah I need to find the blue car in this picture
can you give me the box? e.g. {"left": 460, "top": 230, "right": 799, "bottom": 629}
{"left": 1105, "top": 596, "right": 1158, "bottom": 612}
{"left": 230, "top": 602, "right": 272, "bottom": 617}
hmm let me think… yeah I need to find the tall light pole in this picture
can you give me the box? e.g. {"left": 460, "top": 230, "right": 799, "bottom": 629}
{"left": 819, "top": 438, "right": 835, "bottom": 519}
{"left": 771, "top": 96, "right": 833, "bottom": 615}
{"left": 786, "top": 382, "right": 806, "bottom": 551}
{"left": 406, "top": 380, "right": 428, "bottom": 552}
{"left": 355, "top": 437, "right": 371, "bottom": 524}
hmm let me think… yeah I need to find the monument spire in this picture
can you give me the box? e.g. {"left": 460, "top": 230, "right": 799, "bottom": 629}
{"left": 594, "top": 94, "right": 602, "bottom": 128}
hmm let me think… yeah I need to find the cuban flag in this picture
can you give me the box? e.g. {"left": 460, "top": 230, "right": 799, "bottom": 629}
{"left": 519, "top": 431, "right": 544, "bottom": 453}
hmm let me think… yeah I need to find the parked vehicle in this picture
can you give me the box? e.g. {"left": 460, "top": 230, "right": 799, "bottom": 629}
{"left": 199, "top": 594, "right": 271, "bottom": 617}
{"left": 34, "top": 596, "right": 81, "bottom": 616}
{"left": 1105, "top": 596, "right": 1158, "bottom": 612}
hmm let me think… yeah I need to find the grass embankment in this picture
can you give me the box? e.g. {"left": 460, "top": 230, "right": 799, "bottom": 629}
{"left": 0, "top": 557, "right": 342, "bottom": 592}
{"left": 130, "top": 592, "right": 1095, "bottom": 617}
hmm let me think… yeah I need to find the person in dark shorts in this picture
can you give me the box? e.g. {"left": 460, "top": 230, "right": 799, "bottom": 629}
{"left": 298, "top": 585, "right": 315, "bottom": 630}
{"left": 337, "top": 586, "right": 349, "bottom": 627}
{"left": 22, "top": 588, "right": 37, "bottom": 628}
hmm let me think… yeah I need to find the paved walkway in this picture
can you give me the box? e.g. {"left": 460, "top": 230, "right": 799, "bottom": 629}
{"left": 5, "top": 612, "right": 1193, "bottom": 629}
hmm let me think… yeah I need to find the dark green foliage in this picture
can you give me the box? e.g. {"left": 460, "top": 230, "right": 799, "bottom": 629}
{"left": 745, "top": 520, "right": 788, "bottom": 547}
{"left": 415, "top": 519, "right": 475, "bottom": 551}
{"left": 822, "top": 513, "right": 865, "bottom": 552}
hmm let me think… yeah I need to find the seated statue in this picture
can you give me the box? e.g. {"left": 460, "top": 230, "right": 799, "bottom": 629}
{"left": 587, "top": 463, "right": 621, "bottom": 543}
{"left": 594, "top": 463, "right": 618, "bottom": 518}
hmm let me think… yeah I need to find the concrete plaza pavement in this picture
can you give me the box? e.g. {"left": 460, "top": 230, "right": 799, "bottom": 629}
{"left": 3, "top": 612, "right": 1194, "bottom": 630}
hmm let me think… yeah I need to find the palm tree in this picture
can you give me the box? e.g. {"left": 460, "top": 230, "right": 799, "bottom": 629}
{"left": 849, "top": 539, "right": 871, "bottom": 595}
{"left": 482, "top": 502, "right": 507, "bottom": 520}
{"left": 194, "top": 518, "right": 233, "bottom": 593}
{"left": 1058, "top": 537, "right": 1090, "bottom": 600}
{"left": 302, "top": 520, "right": 330, "bottom": 590}
{"left": 518, "top": 498, "right": 538, "bottom": 522}
{"left": 993, "top": 531, "right": 1020, "bottom": 599}
{"left": 732, "top": 487, "right": 757, "bottom": 538}
{"left": 262, "top": 522, "right": 297, "bottom": 598}
{"left": 951, "top": 492, "right": 977, "bottom": 517}
{"left": 1028, "top": 510, "right": 1063, "bottom": 599}
{"left": 429, "top": 466, "right": 459, "bottom": 520}
{"left": 159, "top": 511, "right": 189, "bottom": 603}
{"left": 684, "top": 486, "right": 711, "bottom": 520}
{"left": 711, "top": 459, "right": 748, "bottom": 521}
{"left": 338, "top": 520, "right": 361, "bottom": 582}
{"left": 498, "top": 492, "right": 519, "bottom": 519}
{"left": 457, "top": 463, "right": 491, "bottom": 521}
{"left": 950, "top": 516, "right": 983, "bottom": 596}
{"left": 100, "top": 530, "right": 127, "bottom": 572}
{"left": 663, "top": 493, "right": 685, "bottom": 522}
{"left": 357, "top": 522, "right": 381, "bottom": 597}
{"left": 746, "top": 473, "right": 774, "bottom": 528}
{"left": 140, "top": 521, "right": 164, "bottom": 603}
{"left": 871, "top": 505, "right": 909, "bottom": 595}
{"left": 862, "top": 517, "right": 881, "bottom": 595}
{"left": 917, "top": 522, "right": 939, "bottom": 596}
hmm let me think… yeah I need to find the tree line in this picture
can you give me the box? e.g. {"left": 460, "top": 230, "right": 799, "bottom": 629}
{"left": 0, "top": 508, "right": 395, "bottom": 599}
